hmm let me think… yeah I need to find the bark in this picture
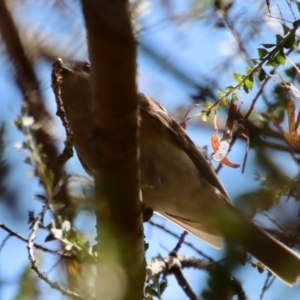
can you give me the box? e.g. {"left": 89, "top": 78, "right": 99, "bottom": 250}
{"left": 81, "top": 1, "right": 145, "bottom": 300}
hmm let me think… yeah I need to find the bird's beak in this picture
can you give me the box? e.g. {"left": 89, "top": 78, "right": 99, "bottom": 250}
{"left": 60, "top": 64, "right": 74, "bottom": 74}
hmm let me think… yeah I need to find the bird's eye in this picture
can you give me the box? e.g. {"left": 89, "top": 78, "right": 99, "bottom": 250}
{"left": 83, "top": 62, "right": 90, "bottom": 72}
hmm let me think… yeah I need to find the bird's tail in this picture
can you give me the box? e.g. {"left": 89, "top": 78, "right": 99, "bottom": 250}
{"left": 218, "top": 206, "right": 300, "bottom": 286}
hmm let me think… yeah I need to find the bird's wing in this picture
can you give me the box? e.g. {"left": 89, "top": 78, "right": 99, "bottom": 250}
{"left": 156, "top": 212, "right": 223, "bottom": 249}
{"left": 139, "top": 93, "right": 231, "bottom": 203}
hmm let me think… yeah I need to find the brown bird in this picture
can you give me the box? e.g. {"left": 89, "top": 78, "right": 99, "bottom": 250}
{"left": 57, "top": 60, "right": 300, "bottom": 285}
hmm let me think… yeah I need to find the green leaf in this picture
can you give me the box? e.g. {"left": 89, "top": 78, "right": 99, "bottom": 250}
{"left": 224, "top": 97, "right": 230, "bottom": 105}
{"left": 297, "top": 3, "right": 300, "bottom": 13}
{"left": 293, "top": 19, "right": 300, "bottom": 29}
{"left": 284, "top": 34, "right": 296, "bottom": 49}
{"left": 245, "top": 67, "right": 252, "bottom": 74}
{"left": 250, "top": 59, "right": 258, "bottom": 65}
{"left": 261, "top": 43, "right": 275, "bottom": 48}
{"left": 225, "top": 85, "right": 235, "bottom": 91}
{"left": 232, "top": 93, "right": 238, "bottom": 101}
{"left": 232, "top": 72, "right": 243, "bottom": 82}
{"left": 257, "top": 48, "right": 268, "bottom": 59}
{"left": 159, "top": 280, "right": 168, "bottom": 294}
{"left": 265, "top": 59, "right": 278, "bottom": 67}
{"left": 214, "top": 106, "right": 220, "bottom": 114}
{"left": 274, "top": 52, "right": 285, "bottom": 66}
{"left": 281, "top": 23, "right": 291, "bottom": 35}
{"left": 257, "top": 69, "right": 266, "bottom": 82}
{"left": 276, "top": 34, "right": 283, "bottom": 44}
{"left": 285, "top": 66, "right": 297, "bottom": 77}
{"left": 243, "top": 76, "right": 253, "bottom": 93}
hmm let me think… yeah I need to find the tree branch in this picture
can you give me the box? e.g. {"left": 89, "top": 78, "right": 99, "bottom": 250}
{"left": 81, "top": 1, "right": 145, "bottom": 299}
{"left": 0, "top": 0, "right": 73, "bottom": 216}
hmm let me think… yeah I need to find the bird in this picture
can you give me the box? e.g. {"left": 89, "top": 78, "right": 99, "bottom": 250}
{"left": 56, "top": 60, "right": 300, "bottom": 285}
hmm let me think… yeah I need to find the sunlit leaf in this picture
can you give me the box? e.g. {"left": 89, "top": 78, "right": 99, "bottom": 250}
{"left": 274, "top": 52, "right": 285, "bottom": 66}
{"left": 243, "top": 76, "right": 253, "bottom": 93}
{"left": 233, "top": 72, "right": 243, "bottom": 82}
{"left": 257, "top": 48, "right": 268, "bottom": 59}
{"left": 265, "top": 59, "right": 277, "bottom": 67}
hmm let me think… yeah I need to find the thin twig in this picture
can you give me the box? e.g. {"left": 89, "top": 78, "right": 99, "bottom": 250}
{"left": 149, "top": 220, "right": 214, "bottom": 261}
{"left": 259, "top": 272, "right": 275, "bottom": 300}
{"left": 0, "top": 223, "right": 71, "bottom": 256}
{"left": 51, "top": 59, "right": 74, "bottom": 168}
{"left": 170, "top": 232, "right": 199, "bottom": 300}
{"left": 170, "top": 231, "right": 188, "bottom": 255}
{"left": 27, "top": 205, "right": 86, "bottom": 299}
{"left": 172, "top": 266, "right": 200, "bottom": 300}
{"left": 0, "top": 234, "right": 11, "bottom": 252}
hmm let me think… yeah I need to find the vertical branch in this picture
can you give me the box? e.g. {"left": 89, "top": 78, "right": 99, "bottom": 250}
{"left": 81, "top": 1, "right": 145, "bottom": 300}
{"left": 0, "top": 0, "right": 72, "bottom": 209}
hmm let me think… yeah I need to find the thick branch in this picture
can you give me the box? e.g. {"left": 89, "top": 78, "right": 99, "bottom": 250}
{"left": 81, "top": 1, "right": 145, "bottom": 300}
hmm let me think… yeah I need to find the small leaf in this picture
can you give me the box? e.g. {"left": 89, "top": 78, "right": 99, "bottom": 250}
{"left": 225, "top": 86, "right": 235, "bottom": 91}
{"left": 34, "top": 194, "right": 48, "bottom": 203}
{"left": 274, "top": 52, "right": 285, "bottom": 66}
{"left": 265, "top": 59, "right": 278, "bottom": 67}
{"left": 257, "top": 265, "right": 265, "bottom": 274}
{"left": 28, "top": 211, "right": 35, "bottom": 224}
{"left": 293, "top": 19, "right": 300, "bottom": 29}
{"left": 284, "top": 34, "right": 296, "bottom": 49}
{"left": 297, "top": 2, "right": 300, "bottom": 13}
{"left": 257, "top": 69, "right": 266, "bottom": 82}
{"left": 257, "top": 48, "right": 268, "bottom": 59}
{"left": 245, "top": 67, "right": 252, "bottom": 74}
{"left": 233, "top": 72, "right": 243, "bottom": 82}
{"left": 45, "top": 233, "right": 56, "bottom": 243}
{"left": 159, "top": 280, "right": 168, "bottom": 294}
{"left": 231, "top": 93, "right": 238, "bottom": 101}
{"left": 276, "top": 34, "right": 283, "bottom": 44}
{"left": 250, "top": 59, "right": 258, "bottom": 65}
{"left": 243, "top": 76, "right": 254, "bottom": 93}
{"left": 281, "top": 23, "right": 291, "bottom": 35}
{"left": 261, "top": 43, "right": 275, "bottom": 48}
